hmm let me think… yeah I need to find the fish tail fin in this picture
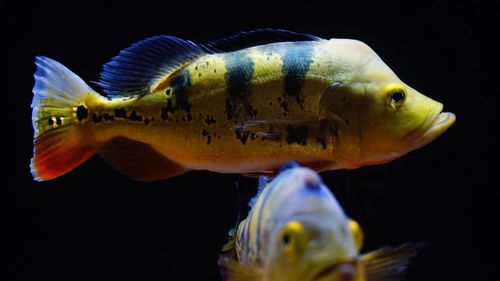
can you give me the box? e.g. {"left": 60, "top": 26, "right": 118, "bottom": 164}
{"left": 31, "top": 56, "right": 100, "bottom": 181}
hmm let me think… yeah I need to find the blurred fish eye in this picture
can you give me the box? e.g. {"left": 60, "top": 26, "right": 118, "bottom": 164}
{"left": 282, "top": 233, "right": 291, "bottom": 245}
{"left": 280, "top": 221, "right": 304, "bottom": 250}
{"left": 387, "top": 89, "right": 406, "bottom": 107}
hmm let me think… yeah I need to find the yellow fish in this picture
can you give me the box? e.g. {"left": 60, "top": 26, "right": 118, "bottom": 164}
{"left": 31, "top": 29, "right": 455, "bottom": 181}
{"left": 219, "top": 162, "right": 423, "bottom": 281}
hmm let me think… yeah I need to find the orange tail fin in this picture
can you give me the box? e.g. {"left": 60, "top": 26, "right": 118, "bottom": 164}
{"left": 31, "top": 56, "right": 99, "bottom": 181}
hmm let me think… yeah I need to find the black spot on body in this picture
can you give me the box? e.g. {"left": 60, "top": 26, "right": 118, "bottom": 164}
{"left": 144, "top": 117, "right": 150, "bottom": 126}
{"left": 187, "top": 113, "right": 192, "bottom": 121}
{"left": 48, "top": 118, "right": 54, "bottom": 125}
{"left": 282, "top": 43, "right": 313, "bottom": 105}
{"left": 114, "top": 108, "right": 128, "bottom": 119}
{"left": 76, "top": 105, "right": 88, "bottom": 121}
{"left": 55, "top": 117, "right": 62, "bottom": 126}
{"left": 204, "top": 115, "right": 216, "bottom": 126}
{"left": 166, "top": 89, "right": 171, "bottom": 96}
{"left": 161, "top": 107, "right": 169, "bottom": 121}
{"left": 279, "top": 98, "right": 289, "bottom": 114}
{"left": 202, "top": 129, "right": 211, "bottom": 144}
{"left": 103, "top": 113, "right": 114, "bottom": 121}
{"left": 92, "top": 113, "right": 102, "bottom": 123}
{"left": 286, "top": 124, "right": 309, "bottom": 146}
{"left": 316, "top": 137, "right": 327, "bottom": 149}
{"left": 235, "top": 129, "right": 250, "bottom": 145}
{"left": 129, "top": 110, "right": 143, "bottom": 122}
{"left": 161, "top": 99, "right": 175, "bottom": 121}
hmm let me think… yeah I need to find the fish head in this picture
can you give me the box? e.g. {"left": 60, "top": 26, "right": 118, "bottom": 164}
{"left": 265, "top": 216, "right": 365, "bottom": 281}
{"left": 262, "top": 166, "right": 364, "bottom": 281}
{"left": 320, "top": 39, "right": 455, "bottom": 168}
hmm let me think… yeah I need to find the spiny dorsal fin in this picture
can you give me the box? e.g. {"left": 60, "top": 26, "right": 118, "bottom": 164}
{"left": 98, "top": 29, "right": 322, "bottom": 98}
{"left": 205, "top": 28, "right": 323, "bottom": 52}
{"left": 98, "top": 36, "right": 206, "bottom": 97}
{"left": 361, "top": 242, "right": 427, "bottom": 281}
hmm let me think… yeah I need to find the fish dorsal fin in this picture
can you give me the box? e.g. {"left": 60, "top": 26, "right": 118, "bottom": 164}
{"left": 98, "top": 137, "right": 188, "bottom": 181}
{"left": 361, "top": 243, "right": 426, "bottom": 281}
{"left": 205, "top": 28, "right": 323, "bottom": 52}
{"left": 98, "top": 36, "right": 206, "bottom": 97}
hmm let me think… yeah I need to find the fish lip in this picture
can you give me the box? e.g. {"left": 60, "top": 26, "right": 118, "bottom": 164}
{"left": 310, "top": 261, "right": 357, "bottom": 281}
{"left": 404, "top": 103, "right": 455, "bottom": 150}
{"left": 410, "top": 111, "right": 456, "bottom": 149}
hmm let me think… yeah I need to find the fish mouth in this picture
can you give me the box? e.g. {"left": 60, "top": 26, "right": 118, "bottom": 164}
{"left": 408, "top": 106, "right": 456, "bottom": 150}
{"left": 311, "top": 261, "right": 357, "bottom": 281}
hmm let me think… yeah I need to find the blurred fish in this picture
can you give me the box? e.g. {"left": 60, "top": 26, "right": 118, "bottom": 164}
{"left": 219, "top": 162, "right": 423, "bottom": 281}
{"left": 31, "top": 29, "right": 455, "bottom": 181}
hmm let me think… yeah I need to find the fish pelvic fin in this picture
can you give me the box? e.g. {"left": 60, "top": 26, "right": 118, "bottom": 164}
{"left": 31, "top": 56, "right": 101, "bottom": 181}
{"left": 361, "top": 242, "right": 427, "bottom": 281}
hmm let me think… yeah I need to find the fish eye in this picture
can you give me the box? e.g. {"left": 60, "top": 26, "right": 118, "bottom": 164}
{"left": 282, "top": 233, "right": 291, "bottom": 245}
{"left": 281, "top": 221, "right": 304, "bottom": 248}
{"left": 388, "top": 90, "right": 406, "bottom": 106}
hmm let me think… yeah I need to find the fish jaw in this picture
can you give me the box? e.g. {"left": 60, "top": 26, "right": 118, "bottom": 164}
{"left": 405, "top": 103, "right": 456, "bottom": 152}
{"left": 308, "top": 261, "right": 362, "bottom": 281}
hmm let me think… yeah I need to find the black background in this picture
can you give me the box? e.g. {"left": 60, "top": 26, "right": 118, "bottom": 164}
{"left": 8, "top": 1, "right": 498, "bottom": 280}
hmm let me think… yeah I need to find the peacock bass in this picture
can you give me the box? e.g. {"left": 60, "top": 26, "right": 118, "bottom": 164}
{"left": 31, "top": 29, "right": 455, "bottom": 181}
{"left": 218, "top": 162, "right": 423, "bottom": 281}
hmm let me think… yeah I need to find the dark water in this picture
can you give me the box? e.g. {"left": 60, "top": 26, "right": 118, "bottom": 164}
{"left": 8, "top": 1, "right": 498, "bottom": 280}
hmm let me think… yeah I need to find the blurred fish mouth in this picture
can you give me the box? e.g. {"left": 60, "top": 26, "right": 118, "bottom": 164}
{"left": 311, "top": 262, "right": 357, "bottom": 281}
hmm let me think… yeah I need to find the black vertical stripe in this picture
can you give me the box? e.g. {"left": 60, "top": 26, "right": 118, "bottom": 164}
{"left": 224, "top": 51, "right": 256, "bottom": 121}
{"left": 225, "top": 51, "right": 254, "bottom": 99}
{"left": 171, "top": 69, "right": 192, "bottom": 113}
{"left": 282, "top": 42, "right": 313, "bottom": 103}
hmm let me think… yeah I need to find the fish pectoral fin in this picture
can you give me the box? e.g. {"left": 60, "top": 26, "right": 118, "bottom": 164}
{"left": 98, "top": 137, "right": 188, "bottom": 181}
{"left": 218, "top": 255, "right": 264, "bottom": 281}
{"left": 361, "top": 242, "right": 427, "bottom": 281}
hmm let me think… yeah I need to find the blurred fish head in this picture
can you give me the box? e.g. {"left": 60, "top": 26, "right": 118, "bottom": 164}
{"left": 321, "top": 39, "right": 455, "bottom": 168}
{"left": 263, "top": 166, "right": 365, "bottom": 281}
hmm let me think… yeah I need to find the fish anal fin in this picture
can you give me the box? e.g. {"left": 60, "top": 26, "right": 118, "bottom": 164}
{"left": 361, "top": 242, "right": 427, "bottom": 281}
{"left": 98, "top": 137, "right": 188, "bottom": 181}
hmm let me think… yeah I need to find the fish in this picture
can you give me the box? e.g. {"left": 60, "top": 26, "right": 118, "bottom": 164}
{"left": 30, "top": 29, "right": 455, "bottom": 181}
{"left": 218, "top": 162, "right": 424, "bottom": 281}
